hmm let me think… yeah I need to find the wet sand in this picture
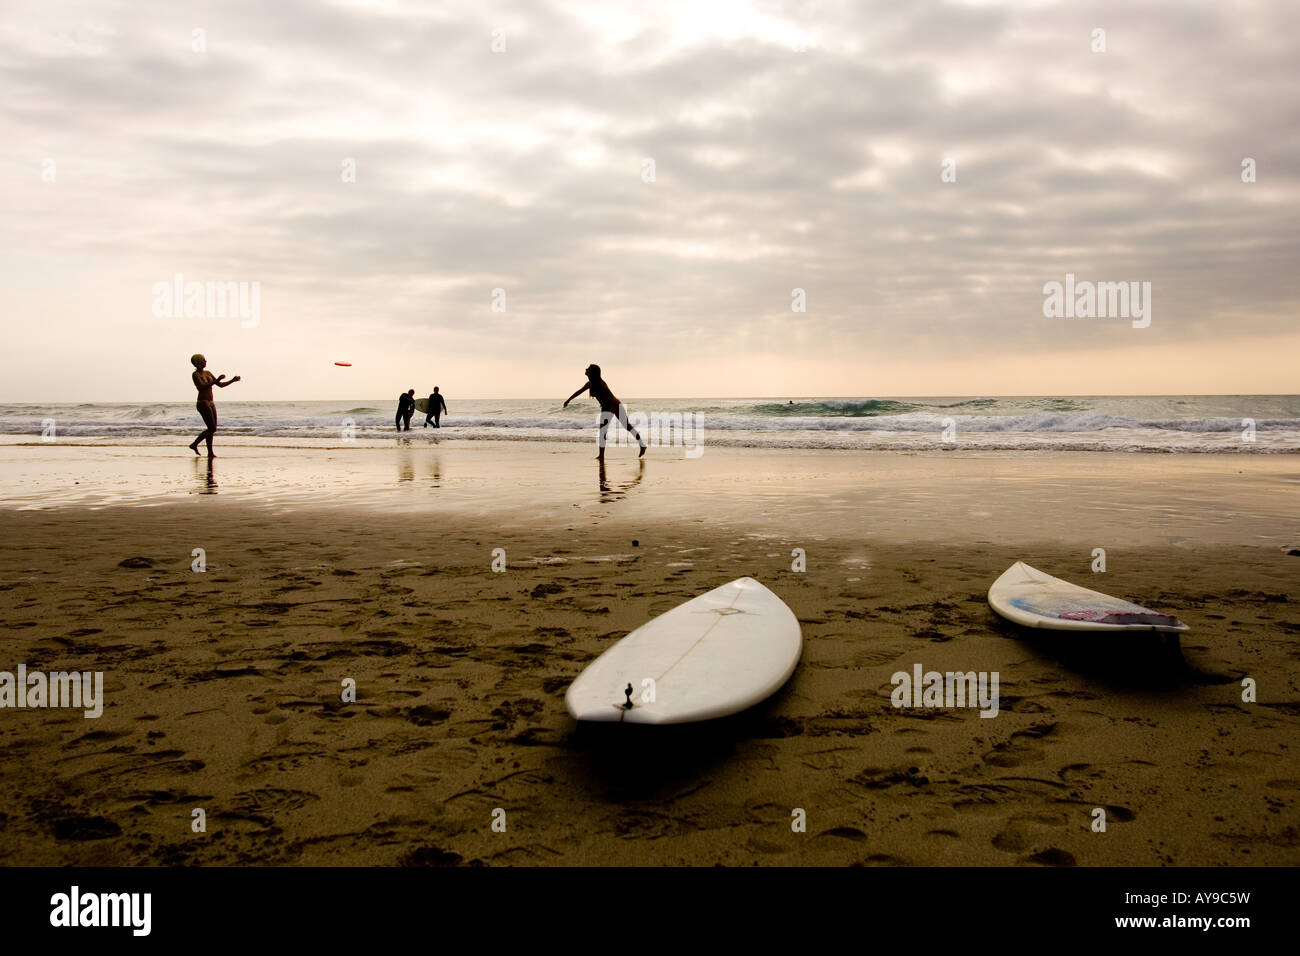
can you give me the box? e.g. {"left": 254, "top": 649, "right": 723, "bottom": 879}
{"left": 1, "top": 440, "right": 1296, "bottom": 545}
{"left": 0, "top": 445, "right": 1296, "bottom": 865}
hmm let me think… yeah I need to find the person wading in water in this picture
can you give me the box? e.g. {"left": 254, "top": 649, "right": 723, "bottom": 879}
{"left": 423, "top": 387, "right": 448, "bottom": 428}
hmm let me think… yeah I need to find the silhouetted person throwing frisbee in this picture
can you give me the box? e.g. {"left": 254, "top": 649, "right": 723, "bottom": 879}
{"left": 564, "top": 364, "right": 647, "bottom": 461}
{"left": 188, "top": 354, "right": 240, "bottom": 457}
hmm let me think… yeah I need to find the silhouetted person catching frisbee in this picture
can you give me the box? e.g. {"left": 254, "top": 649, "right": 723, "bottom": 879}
{"left": 188, "top": 354, "right": 240, "bottom": 457}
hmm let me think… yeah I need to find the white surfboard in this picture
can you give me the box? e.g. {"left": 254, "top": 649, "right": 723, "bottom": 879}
{"left": 989, "top": 562, "right": 1187, "bottom": 632}
{"left": 565, "top": 577, "right": 802, "bottom": 724}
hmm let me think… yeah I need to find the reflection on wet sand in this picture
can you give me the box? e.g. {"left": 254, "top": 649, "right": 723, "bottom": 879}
{"left": 194, "top": 456, "right": 218, "bottom": 494}
{"left": 4, "top": 445, "right": 1292, "bottom": 549}
{"left": 395, "top": 450, "right": 443, "bottom": 488}
{"left": 598, "top": 458, "right": 644, "bottom": 503}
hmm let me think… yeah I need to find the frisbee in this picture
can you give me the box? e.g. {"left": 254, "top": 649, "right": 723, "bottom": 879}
{"left": 333, "top": 362, "right": 352, "bottom": 367}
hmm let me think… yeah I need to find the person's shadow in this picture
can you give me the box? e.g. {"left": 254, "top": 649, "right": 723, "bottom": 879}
{"left": 598, "top": 458, "right": 645, "bottom": 503}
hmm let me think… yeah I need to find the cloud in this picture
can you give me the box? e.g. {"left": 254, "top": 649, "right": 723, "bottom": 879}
{"left": 1, "top": 0, "right": 1297, "bottom": 399}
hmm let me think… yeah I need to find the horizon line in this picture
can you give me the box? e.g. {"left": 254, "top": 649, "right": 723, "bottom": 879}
{"left": 3, "top": 392, "right": 1299, "bottom": 405}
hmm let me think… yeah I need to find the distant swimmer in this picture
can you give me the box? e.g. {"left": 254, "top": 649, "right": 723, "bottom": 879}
{"left": 423, "top": 387, "right": 448, "bottom": 428}
{"left": 187, "top": 354, "right": 240, "bottom": 457}
{"left": 396, "top": 389, "right": 415, "bottom": 431}
{"left": 563, "top": 364, "right": 646, "bottom": 461}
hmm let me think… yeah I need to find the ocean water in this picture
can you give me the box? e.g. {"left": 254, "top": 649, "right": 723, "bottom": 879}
{"left": 2, "top": 395, "right": 1298, "bottom": 453}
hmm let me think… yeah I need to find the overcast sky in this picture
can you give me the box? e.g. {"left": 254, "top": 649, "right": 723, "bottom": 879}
{"left": 2, "top": 0, "right": 1297, "bottom": 401}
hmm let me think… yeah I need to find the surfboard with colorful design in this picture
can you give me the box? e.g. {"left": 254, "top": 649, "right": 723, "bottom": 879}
{"left": 989, "top": 562, "right": 1187, "bottom": 632}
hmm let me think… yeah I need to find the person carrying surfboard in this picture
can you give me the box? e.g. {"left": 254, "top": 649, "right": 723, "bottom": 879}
{"left": 395, "top": 389, "right": 415, "bottom": 431}
{"left": 187, "top": 354, "right": 240, "bottom": 457}
{"left": 563, "top": 364, "right": 647, "bottom": 460}
{"left": 423, "top": 387, "right": 448, "bottom": 428}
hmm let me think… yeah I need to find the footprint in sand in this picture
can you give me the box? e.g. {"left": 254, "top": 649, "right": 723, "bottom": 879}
{"left": 52, "top": 816, "right": 122, "bottom": 841}
{"left": 220, "top": 787, "right": 319, "bottom": 829}
{"left": 852, "top": 766, "right": 930, "bottom": 790}
{"left": 404, "top": 705, "right": 451, "bottom": 726}
{"left": 982, "top": 722, "right": 1057, "bottom": 768}
{"left": 400, "top": 846, "right": 463, "bottom": 866}
{"left": 239, "top": 747, "right": 332, "bottom": 774}
{"left": 503, "top": 642, "right": 550, "bottom": 656}
{"left": 852, "top": 853, "right": 908, "bottom": 866}
{"left": 1023, "top": 847, "right": 1076, "bottom": 866}
{"left": 489, "top": 697, "right": 543, "bottom": 730}
{"left": 745, "top": 838, "right": 792, "bottom": 855}
{"left": 541, "top": 677, "right": 570, "bottom": 696}
{"left": 818, "top": 826, "right": 868, "bottom": 841}
{"left": 990, "top": 811, "right": 1068, "bottom": 854}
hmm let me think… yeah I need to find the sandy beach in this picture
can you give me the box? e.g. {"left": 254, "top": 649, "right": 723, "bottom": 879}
{"left": 0, "top": 443, "right": 1295, "bottom": 866}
